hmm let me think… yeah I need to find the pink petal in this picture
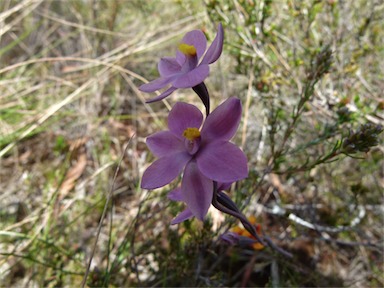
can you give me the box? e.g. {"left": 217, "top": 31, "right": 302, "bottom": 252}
{"left": 168, "top": 102, "right": 203, "bottom": 138}
{"left": 170, "top": 208, "right": 194, "bottom": 224}
{"left": 172, "top": 64, "right": 210, "bottom": 88}
{"left": 181, "top": 30, "right": 207, "bottom": 59}
{"left": 146, "top": 131, "right": 184, "bottom": 157}
{"left": 141, "top": 153, "right": 191, "bottom": 189}
{"left": 158, "top": 57, "right": 182, "bottom": 77}
{"left": 139, "top": 76, "right": 173, "bottom": 92}
{"left": 181, "top": 161, "right": 213, "bottom": 221}
{"left": 197, "top": 141, "right": 248, "bottom": 183}
{"left": 201, "top": 97, "right": 242, "bottom": 142}
{"left": 201, "top": 23, "right": 224, "bottom": 65}
{"left": 145, "top": 86, "right": 177, "bottom": 103}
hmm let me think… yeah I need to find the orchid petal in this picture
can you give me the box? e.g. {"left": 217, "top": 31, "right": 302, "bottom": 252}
{"left": 181, "top": 30, "right": 207, "bottom": 59}
{"left": 168, "top": 102, "right": 203, "bottom": 138}
{"left": 168, "top": 188, "right": 183, "bottom": 201}
{"left": 182, "top": 161, "right": 213, "bottom": 221}
{"left": 176, "top": 51, "right": 186, "bottom": 66}
{"left": 201, "top": 23, "right": 224, "bottom": 65}
{"left": 145, "top": 86, "right": 177, "bottom": 103}
{"left": 172, "top": 64, "right": 209, "bottom": 88}
{"left": 158, "top": 57, "right": 182, "bottom": 77}
{"left": 146, "top": 131, "right": 184, "bottom": 157}
{"left": 139, "top": 76, "right": 173, "bottom": 93}
{"left": 180, "top": 54, "right": 198, "bottom": 73}
{"left": 197, "top": 141, "right": 248, "bottom": 183}
{"left": 220, "top": 232, "right": 240, "bottom": 245}
{"left": 168, "top": 184, "right": 230, "bottom": 201}
{"left": 218, "top": 182, "right": 232, "bottom": 191}
{"left": 171, "top": 208, "right": 194, "bottom": 224}
{"left": 201, "top": 97, "right": 242, "bottom": 142}
{"left": 141, "top": 153, "right": 191, "bottom": 189}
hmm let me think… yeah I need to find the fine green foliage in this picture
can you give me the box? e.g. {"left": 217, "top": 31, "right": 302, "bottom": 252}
{"left": 0, "top": 0, "right": 383, "bottom": 287}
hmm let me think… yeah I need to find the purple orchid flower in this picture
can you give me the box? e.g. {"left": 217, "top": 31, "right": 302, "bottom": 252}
{"left": 139, "top": 23, "right": 224, "bottom": 103}
{"left": 167, "top": 182, "right": 231, "bottom": 224}
{"left": 141, "top": 97, "right": 248, "bottom": 221}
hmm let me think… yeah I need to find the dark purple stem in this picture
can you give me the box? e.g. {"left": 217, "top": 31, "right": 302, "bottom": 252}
{"left": 192, "top": 82, "right": 210, "bottom": 116}
{"left": 211, "top": 182, "right": 266, "bottom": 246}
{"left": 212, "top": 181, "right": 293, "bottom": 258}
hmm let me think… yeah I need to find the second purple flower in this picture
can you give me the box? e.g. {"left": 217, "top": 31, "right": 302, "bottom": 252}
{"left": 139, "top": 23, "right": 224, "bottom": 103}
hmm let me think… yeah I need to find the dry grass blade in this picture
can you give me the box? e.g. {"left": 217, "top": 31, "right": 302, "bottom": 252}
{"left": 0, "top": 0, "right": 35, "bottom": 22}
{"left": 0, "top": 0, "right": 43, "bottom": 38}
{"left": 81, "top": 136, "right": 134, "bottom": 287}
{"left": 0, "top": 66, "right": 110, "bottom": 157}
{"left": 58, "top": 153, "right": 87, "bottom": 200}
{"left": 241, "top": 59, "right": 255, "bottom": 149}
{"left": 0, "top": 57, "right": 145, "bottom": 81}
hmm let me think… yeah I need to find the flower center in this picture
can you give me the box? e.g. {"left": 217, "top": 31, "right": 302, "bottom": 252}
{"left": 178, "top": 43, "right": 197, "bottom": 56}
{"left": 183, "top": 127, "right": 200, "bottom": 141}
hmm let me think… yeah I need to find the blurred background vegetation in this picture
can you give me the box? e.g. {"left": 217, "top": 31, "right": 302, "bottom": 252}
{"left": 0, "top": 0, "right": 383, "bottom": 287}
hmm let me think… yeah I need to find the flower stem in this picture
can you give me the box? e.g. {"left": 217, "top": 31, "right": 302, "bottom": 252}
{"left": 211, "top": 182, "right": 265, "bottom": 245}
{"left": 192, "top": 82, "right": 210, "bottom": 116}
{"left": 212, "top": 181, "right": 293, "bottom": 258}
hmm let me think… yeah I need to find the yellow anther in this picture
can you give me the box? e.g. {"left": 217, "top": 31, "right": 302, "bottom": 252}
{"left": 178, "top": 43, "right": 197, "bottom": 56}
{"left": 183, "top": 127, "right": 200, "bottom": 141}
